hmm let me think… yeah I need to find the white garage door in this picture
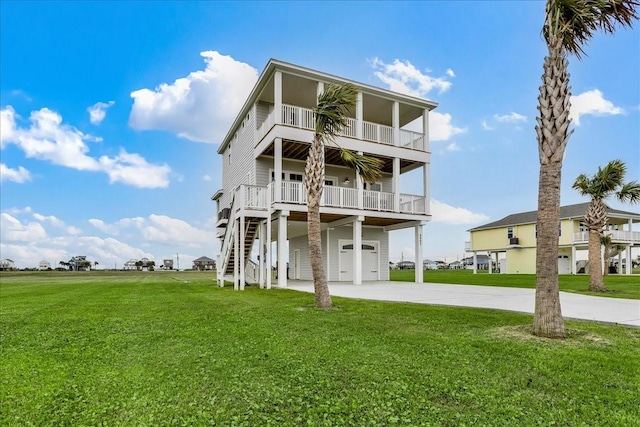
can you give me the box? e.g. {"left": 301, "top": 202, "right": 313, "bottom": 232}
{"left": 338, "top": 240, "right": 379, "bottom": 281}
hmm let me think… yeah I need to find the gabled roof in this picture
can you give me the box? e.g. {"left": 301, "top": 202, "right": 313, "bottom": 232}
{"left": 193, "top": 256, "right": 215, "bottom": 262}
{"left": 469, "top": 202, "right": 640, "bottom": 232}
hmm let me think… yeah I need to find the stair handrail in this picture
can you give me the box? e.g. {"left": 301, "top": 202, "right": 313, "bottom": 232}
{"left": 218, "top": 193, "right": 237, "bottom": 279}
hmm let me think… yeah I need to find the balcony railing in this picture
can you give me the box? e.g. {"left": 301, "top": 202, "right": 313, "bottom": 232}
{"left": 234, "top": 183, "right": 427, "bottom": 215}
{"left": 573, "top": 230, "right": 640, "bottom": 244}
{"left": 256, "top": 104, "right": 427, "bottom": 151}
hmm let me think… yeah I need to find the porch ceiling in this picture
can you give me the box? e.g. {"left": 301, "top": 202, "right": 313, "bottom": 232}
{"left": 286, "top": 211, "right": 416, "bottom": 227}
{"left": 261, "top": 140, "right": 416, "bottom": 174}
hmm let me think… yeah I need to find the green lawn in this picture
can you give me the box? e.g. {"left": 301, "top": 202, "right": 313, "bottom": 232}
{"left": 1, "top": 271, "right": 639, "bottom": 426}
{"left": 390, "top": 269, "right": 640, "bottom": 300}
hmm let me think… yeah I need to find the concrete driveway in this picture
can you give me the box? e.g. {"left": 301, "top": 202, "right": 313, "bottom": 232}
{"left": 285, "top": 281, "right": 640, "bottom": 327}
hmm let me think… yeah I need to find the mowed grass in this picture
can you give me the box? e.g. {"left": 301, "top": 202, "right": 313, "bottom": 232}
{"left": 1, "top": 271, "right": 639, "bottom": 426}
{"left": 390, "top": 269, "right": 640, "bottom": 300}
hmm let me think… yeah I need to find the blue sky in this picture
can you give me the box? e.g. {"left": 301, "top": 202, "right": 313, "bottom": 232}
{"left": 1, "top": 1, "right": 638, "bottom": 269}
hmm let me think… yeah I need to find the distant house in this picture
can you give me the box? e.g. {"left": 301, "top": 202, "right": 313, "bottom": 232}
{"left": 448, "top": 260, "right": 463, "bottom": 270}
{"left": 69, "top": 256, "right": 90, "bottom": 271}
{"left": 423, "top": 259, "right": 438, "bottom": 270}
{"left": 396, "top": 261, "right": 415, "bottom": 270}
{"left": 124, "top": 259, "right": 138, "bottom": 270}
{"left": 193, "top": 256, "right": 216, "bottom": 271}
{"left": 163, "top": 259, "right": 174, "bottom": 270}
{"left": 39, "top": 260, "right": 51, "bottom": 270}
{"left": 461, "top": 255, "right": 491, "bottom": 270}
{"left": 1, "top": 259, "right": 16, "bottom": 271}
{"left": 468, "top": 203, "right": 640, "bottom": 274}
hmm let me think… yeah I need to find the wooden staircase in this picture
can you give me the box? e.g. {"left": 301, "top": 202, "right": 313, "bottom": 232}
{"left": 224, "top": 217, "right": 260, "bottom": 277}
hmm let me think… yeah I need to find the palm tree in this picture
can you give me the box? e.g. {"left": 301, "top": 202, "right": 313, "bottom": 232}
{"left": 601, "top": 233, "right": 612, "bottom": 276}
{"left": 305, "top": 83, "right": 383, "bottom": 309}
{"left": 572, "top": 159, "right": 640, "bottom": 291}
{"left": 533, "top": 0, "right": 639, "bottom": 338}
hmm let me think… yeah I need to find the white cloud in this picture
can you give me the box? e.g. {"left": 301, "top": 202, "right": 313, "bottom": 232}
{"left": 129, "top": 51, "right": 259, "bottom": 144}
{"left": 0, "top": 212, "right": 48, "bottom": 242}
{"left": 0, "top": 163, "right": 31, "bottom": 183}
{"left": 430, "top": 200, "right": 489, "bottom": 225}
{"left": 203, "top": 174, "right": 212, "bottom": 181}
{"left": 445, "top": 143, "right": 460, "bottom": 152}
{"left": 371, "top": 57, "right": 452, "bottom": 98}
{"left": 446, "top": 68, "right": 456, "bottom": 78}
{"left": 430, "top": 112, "right": 466, "bottom": 141}
{"left": 87, "top": 101, "right": 115, "bottom": 125}
{"left": 141, "top": 214, "right": 215, "bottom": 247}
{"left": 570, "top": 89, "right": 624, "bottom": 125}
{"left": 89, "top": 218, "right": 120, "bottom": 235}
{"left": 33, "top": 213, "right": 64, "bottom": 227}
{"left": 493, "top": 112, "right": 527, "bottom": 123}
{"left": 1, "top": 106, "right": 171, "bottom": 188}
{"left": 481, "top": 120, "right": 494, "bottom": 131}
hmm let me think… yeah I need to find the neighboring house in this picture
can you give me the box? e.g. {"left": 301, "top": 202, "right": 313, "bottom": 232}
{"left": 0, "top": 259, "right": 16, "bottom": 271}
{"left": 163, "top": 259, "right": 174, "bottom": 270}
{"left": 39, "top": 260, "right": 51, "bottom": 270}
{"left": 467, "top": 203, "right": 640, "bottom": 275}
{"left": 213, "top": 59, "right": 436, "bottom": 289}
{"left": 69, "top": 256, "right": 89, "bottom": 271}
{"left": 448, "top": 260, "right": 463, "bottom": 269}
{"left": 124, "top": 259, "right": 138, "bottom": 270}
{"left": 396, "top": 261, "right": 416, "bottom": 270}
{"left": 193, "top": 256, "right": 216, "bottom": 271}
{"left": 461, "top": 254, "right": 491, "bottom": 270}
{"left": 423, "top": 259, "right": 438, "bottom": 270}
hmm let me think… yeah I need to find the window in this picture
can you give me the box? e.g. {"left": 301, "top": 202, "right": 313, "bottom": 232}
{"left": 364, "top": 182, "right": 382, "bottom": 191}
{"left": 289, "top": 173, "right": 303, "bottom": 182}
{"left": 507, "top": 227, "right": 514, "bottom": 239}
{"left": 228, "top": 145, "right": 231, "bottom": 165}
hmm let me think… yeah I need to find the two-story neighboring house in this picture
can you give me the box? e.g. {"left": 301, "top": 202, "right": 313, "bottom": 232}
{"left": 213, "top": 59, "right": 437, "bottom": 289}
{"left": 467, "top": 203, "right": 640, "bottom": 275}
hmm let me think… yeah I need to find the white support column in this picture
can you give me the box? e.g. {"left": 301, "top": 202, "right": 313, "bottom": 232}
{"left": 274, "top": 138, "right": 282, "bottom": 202}
{"left": 415, "top": 223, "right": 423, "bottom": 283}
{"left": 317, "top": 81, "right": 324, "bottom": 98}
{"left": 274, "top": 71, "right": 282, "bottom": 124}
{"left": 258, "top": 221, "right": 265, "bottom": 288}
{"left": 266, "top": 219, "right": 272, "bottom": 289}
{"left": 234, "top": 218, "right": 240, "bottom": 290}
{"left": 356, "top": 92, "right": 363, "bottom": 139}
{"left": 488, "top": 251, "right": 492, "bottom": 274}
{"left": 571, "top": 245, "right": 577, "bottom": 274}
{"left": 326, "top": 227, "right": 331, "bottom": 281}
{"left": 422, "top": 109, "right": 430, "bottom": 152}
{"left": 473, "top": 252, "right": 477, "bottom": 274}
{"left": 616, "top": 251, "right": 622, "bottom": 275}
{"left": 626, "top": 244, "right": 632, "bottom": 275}
{"left": 278, "top": 211, "right": 288, "bottom": 287}
{"left": 357, "top": 151, "right": 364, "bottom": 209}
{"left": 353, "top": 216, "right": 363, "bottom": 285}
{"left": 423, "top": 164, "right": 430, "bottom": 215}
{"left": 392, "top": 101, "right": 400, "bottom": 146}
{"left": 239, "top": 215, "right": 246, "bottom": 291}
{"left": 393, "top": 157, "right": 400, "bottom": 212}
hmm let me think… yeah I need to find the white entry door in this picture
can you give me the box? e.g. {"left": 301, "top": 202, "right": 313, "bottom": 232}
{"left": 338, "top": 240, "right": 379, "bottom": 281}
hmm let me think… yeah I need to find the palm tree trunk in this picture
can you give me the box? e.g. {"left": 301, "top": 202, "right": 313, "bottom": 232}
{"left": 533, "top": 161, "right": 565, "bottom": 338}
{"left": 306, "top": 135, "right": 331, "bottom": 308}
{"left": 588, "top": 230, "right": 607, "bottom": 291}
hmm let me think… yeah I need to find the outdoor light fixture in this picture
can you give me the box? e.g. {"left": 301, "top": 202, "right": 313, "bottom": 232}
{"left": 343, "top": 177, "right": 351, "bottom": 185}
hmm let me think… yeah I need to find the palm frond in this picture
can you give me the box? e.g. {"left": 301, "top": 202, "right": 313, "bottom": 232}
{"left": 315, "top": 83, "right": 358, "bottom": 141}
{"left": 617, "top": 181, "right": 640, "bottom": 204}
{"left": 544, "top": 0, "right": 639, "bottom": 58}
{"left": 340, "top": 149, "right": 384, "bottom": 183}
{"left": 572, "top": 173, "right": 592, "bottom": 195}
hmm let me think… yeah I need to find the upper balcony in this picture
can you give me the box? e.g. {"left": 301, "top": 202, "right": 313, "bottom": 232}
{"left": 231, "top": 183, "right": 428, "bottom": 218}
{"left": 573, "top": 230, "right": 640, "bottom": 245}
{"left": 257, "top": 104, "right": 427, "bottom": 152}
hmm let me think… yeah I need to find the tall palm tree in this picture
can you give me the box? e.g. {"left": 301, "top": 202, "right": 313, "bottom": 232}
{"left": 305, "top": 83, "right": 383, "bottom": 309}
{"left": 572, "top": 159, "right": 640, "bottom": 291}
{"left": 533, "top": 0, "right": 639, "bottom": 338}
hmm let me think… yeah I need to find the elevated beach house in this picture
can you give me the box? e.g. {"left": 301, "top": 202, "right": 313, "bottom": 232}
{"left": 213, "top": 59, "right": 436, "bottom": 289}
{"left": 467, "top": 203, "right": 640, "bottom": 275}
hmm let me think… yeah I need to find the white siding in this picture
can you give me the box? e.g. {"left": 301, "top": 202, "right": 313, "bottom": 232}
{"left": 325, "top": 225, "right": 389, "bottom": 281}
{"left": 219, "top": 111, "right": 257, "bottom": 211}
